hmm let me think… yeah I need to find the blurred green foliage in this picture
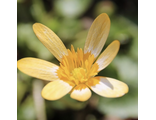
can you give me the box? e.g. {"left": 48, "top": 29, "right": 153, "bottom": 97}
{"left": 17, "top": 0, "right": 138, "bottom": 120}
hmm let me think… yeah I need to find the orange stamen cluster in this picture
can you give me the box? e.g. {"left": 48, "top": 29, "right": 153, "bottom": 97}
{"left": 56, "top": 45, "right": 99, "bottom": 88}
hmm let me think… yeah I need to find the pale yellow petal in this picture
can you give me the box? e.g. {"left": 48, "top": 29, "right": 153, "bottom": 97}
{"left": 84, "top": 13, "right": 110, "bottom": 58}
{"left": 41, "top": 80, "right": 73, "bottom": 100}
{"left": 70, "top": 84, "right": 91, "bottom": 101}
{"left": 95, "top": 40, "right": 120, "bottom": 71}
{"left": 17, "top": 57, "right": 59, "bottom": 81}
{"left": 33, "top": 23, "right": 68, "bottom": 62}
{"left": 89, "top": 77, "right": 128, "bottom": 98}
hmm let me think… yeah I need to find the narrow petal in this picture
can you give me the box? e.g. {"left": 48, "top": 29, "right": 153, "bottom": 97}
{"left": 70, "top": 84, "right": 91, "bottom": 101}
{"left": 33, "top": 23, "right": 68, "bottom": 62}
{"left": 88, "top": 77, "right": 128, "bottom": 98}
{"left": 95, "top": 40, "right": 120, "bottom": 71}
{"left": 42, "top": 80, "right": 73, "bottom": 100}
{"left": 84, "top": 13, "right": 110, "bottom": 58}
{"left": 17, "top": 57, "right": 59, "bottom": 81}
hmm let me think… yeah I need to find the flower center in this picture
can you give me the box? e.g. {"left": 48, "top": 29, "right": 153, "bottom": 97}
{"left": 56, "top": 45, "right": 99, "bottom": 86}
{"left": 71, "top": 67, "right": 87, "bottom": 84}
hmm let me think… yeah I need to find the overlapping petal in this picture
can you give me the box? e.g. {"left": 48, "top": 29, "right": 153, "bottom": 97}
{"left": 33, "top": 23, "right": 68, "bottom": 62}
{"left": 41, "top": 80, "right": 73, "bottom": 100}
{"left": 84, "top": 13, "right": 110, "bottom": 58}
{"left": 17, "top": 57, "right": 59, "bottom": 81}
{"left": 88, "top": 77, "right": 128, "bottom": 98}
{"left": 95, "top": 40, "right": 120, "bottom": 71}
{"left": 70, "top": 84, "right": 91, "bottom": 101}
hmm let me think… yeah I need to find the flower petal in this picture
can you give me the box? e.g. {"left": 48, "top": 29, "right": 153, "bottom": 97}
{"left": 70, "top": 84, "right": 91, "bottom": 101}
{"left": 33, "top": 23, "right": 68, "bottom": 62}
{"left": 42, "top": 80, "right": 73, "bottom": 100}
{"left": 95, "top": 40, "right": 120, "bottom": 71}
{"left": 88, "top": 77, "right": 128, "bottom": 98}
{"left": 17, "top": 57, "right": 59, "bottom": 81}
{"left": 84, "top": 13, "right": 110, "bottom": 58}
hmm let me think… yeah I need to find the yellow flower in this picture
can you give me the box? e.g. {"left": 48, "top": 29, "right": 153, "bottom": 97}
{"left": 17, "top": 13, "right": 128, "bottom": 101}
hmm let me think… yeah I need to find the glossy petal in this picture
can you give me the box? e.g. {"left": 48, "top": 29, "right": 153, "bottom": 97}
{"left": 95, "top": 40, "right": 120, "bottom": 71}
{"left": 70, "top": 84, "right": 91, "bottom": 101}
{"left": 84, "top": 13, "right": 110, "bottom": 58}
{"left": 17, "top": 57, "right": 59, "bottom": 81}
{"left": 42, "top": 80, "right": 73, "bottom": 100}
{"left": 89, "top": 77, "right": 128, "bottom": 98}
{"left": 33, "top": 23, "right": 68, "bottom": 62}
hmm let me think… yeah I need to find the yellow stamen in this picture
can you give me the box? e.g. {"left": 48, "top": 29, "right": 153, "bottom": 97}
{"left": 56, "top": 45, "right": 99, "bottom": 88}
